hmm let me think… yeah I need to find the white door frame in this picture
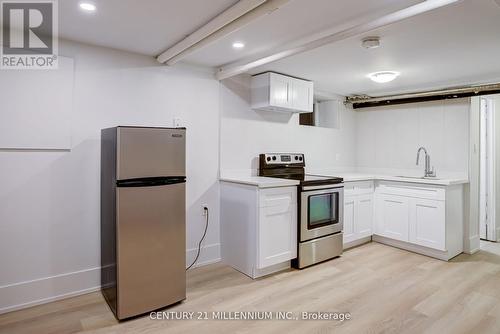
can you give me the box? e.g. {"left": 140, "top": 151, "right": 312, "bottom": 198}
{"left": 466, "top": 97, "right": 481, "bottom": 253}
{"left": 469, "top": 95, "right": 500, "bottom": 251}
{"left": 479, "top": 97, "right": 497, "bottom": 241}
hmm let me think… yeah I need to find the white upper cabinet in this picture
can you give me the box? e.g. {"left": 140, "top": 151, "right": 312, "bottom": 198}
{"left": 251, "top": 72, "right": 313, "bottom": 113}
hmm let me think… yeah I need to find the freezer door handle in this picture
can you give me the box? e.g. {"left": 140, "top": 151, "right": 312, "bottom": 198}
{"left": 116, "top": 176, "right": 186, "bottom": 188}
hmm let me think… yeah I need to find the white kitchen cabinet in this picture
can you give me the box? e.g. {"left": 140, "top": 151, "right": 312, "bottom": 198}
{"left": 343, "top": 181, "right": 374, "bottom": 247}
{"left": 375, "top": 194, "right": 410, "bottom": 242}
{"left": 258, "top": 187, "right": 297, "bottom": 268}
{"left": 220, "top": 182, "right": 297, "bottom": 279}
{"left": 251, "top": 72, "right": 313, "bottom": 113}
{"left": 269, "top": 73, "right": 289, "bottom": 109}
{"left": 289, "top": 78, "right": 313, "bottom": 112}
{"left": 373, "top": 181, "right": 463, "bottom": 261}
{"left": 356, "top": 194, "right": 373, "bottom": 238}
{"left": 343, "top": 196, "right": 356, "bottom": 243}
{"left": 409, "top": 198, "right": 445, "bottom": 251}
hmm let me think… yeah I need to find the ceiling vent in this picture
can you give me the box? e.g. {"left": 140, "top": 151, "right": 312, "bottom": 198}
{"left": 361, "top": 36, "right": 380, "bottom": 49}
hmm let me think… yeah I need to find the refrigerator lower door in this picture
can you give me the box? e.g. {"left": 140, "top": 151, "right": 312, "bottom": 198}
{"left": 116, "top": 182, "right": 186, "bottom": 319}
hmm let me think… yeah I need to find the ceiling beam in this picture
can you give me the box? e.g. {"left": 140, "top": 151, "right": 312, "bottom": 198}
{"left": 157, "top": 0, "right": 266, "bottom": 64}
{"left": 157, "top": 0, "right": 290, "bottom": 65}
{"left": 216, "top": 0, "right": 462, "bottom": 80}
{"left": 347, "top": 83, "right": 500, "bottom": 109}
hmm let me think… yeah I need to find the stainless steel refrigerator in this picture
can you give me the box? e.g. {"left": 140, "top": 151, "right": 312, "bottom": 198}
{"left": 101, "top": 126, "right": 186, "bottom": 320}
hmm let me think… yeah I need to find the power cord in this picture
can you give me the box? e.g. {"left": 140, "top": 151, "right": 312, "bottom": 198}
{"left": 186, "top": 206, "right": 209, "bottom": 270}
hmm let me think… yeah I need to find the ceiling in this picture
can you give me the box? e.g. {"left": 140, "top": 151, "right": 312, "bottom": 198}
{"left": 59, "top": 0, "right": 239, "bottom": 56}
{"left": 57, "top": 0, "right": 500, "bottom": 96}
{"left": 248, "top": 0, "right": 500, "bottom": 96}
{"left": 181, "top": 0, "right": 422, "bottom": 67}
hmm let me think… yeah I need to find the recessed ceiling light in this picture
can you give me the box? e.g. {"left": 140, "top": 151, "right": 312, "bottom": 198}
{"left": 368, "top": 71, "right": 400, "bottom": 83}
{"left": 232, "top": 42, "right": 245, "bottom": 49}
{"left": 79, "top": 2, "right": 96, "bottom": 12}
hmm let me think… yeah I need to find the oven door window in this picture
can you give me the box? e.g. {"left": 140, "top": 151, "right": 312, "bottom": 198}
{"left": 308, "top": 192, "right": 339, "bottom": 229}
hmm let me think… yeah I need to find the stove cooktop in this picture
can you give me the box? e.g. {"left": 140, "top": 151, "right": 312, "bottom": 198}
{"left": 268, "top": 174, "right": 343, "bottom": 187}
{"left": 258, "top": 153, "right": 343, "bottom": 187}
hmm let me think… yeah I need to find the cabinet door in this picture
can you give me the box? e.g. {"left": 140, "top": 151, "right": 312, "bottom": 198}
{"left": 375, "top": 194, "right": 409, "bottom": 242}
{"left": 355, "top": 194, "right": 373, "bottom": 238}
{"left": 409, "top": 198, "right": 445, "bottom": 250}
{"left": 343, "top": 196, "right": 356, "bottom": 243}
{"left": 269, "top": 74, "right": 290, "bottom": 109}
{"left": 290, "top": 79, "right": 313, "bottom": 112}
{"left": 258, "top": 188, "right": 297, "bottom": 268}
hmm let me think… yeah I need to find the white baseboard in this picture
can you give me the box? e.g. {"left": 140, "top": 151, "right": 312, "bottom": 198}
{"left": 0, "top": 244, "right": 221, "bottom": 315}
{"left": 186, "top": 243, "right": 221, "bottom": 268}
{"left": 464, "top": 235, "right": 480, "bottom": 254}
{"left": 373, "top": 235, "right": 461, "bottom": 261}
{"left": 0, "top": 267, "right": 101, "bottom": 315}
{"left": 343, "top": 236, "right": 372, "bottom": 250}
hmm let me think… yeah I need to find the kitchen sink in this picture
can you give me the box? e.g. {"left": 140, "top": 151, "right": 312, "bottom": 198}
{"left": 395, "top": 175, "right": 441, "bottom": 180}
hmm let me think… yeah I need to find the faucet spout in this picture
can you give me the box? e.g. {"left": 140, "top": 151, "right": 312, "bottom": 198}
{"left": 416, "top": 147, "right": 436, "bottom": 177}
{"left": 416, "top": 147, "right": 427, "bottom": 165}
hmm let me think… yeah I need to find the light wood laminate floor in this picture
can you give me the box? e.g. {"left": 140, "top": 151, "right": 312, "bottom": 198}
{"left": 2, "top": 241, "right": 500, "bottom": 334}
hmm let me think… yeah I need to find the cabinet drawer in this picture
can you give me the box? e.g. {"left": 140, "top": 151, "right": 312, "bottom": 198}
{"left": 259, "top": 186, "right": 296, "bottom": 208}
{"left": 344, "top": 181, "right": 374, "bottom": 197}
{"left": 376, "top": 182, "right": 445, "bottom": 201}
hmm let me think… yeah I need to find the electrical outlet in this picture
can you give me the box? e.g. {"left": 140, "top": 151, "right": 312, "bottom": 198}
{"left": 201, "top": 204, "right": 208, "bottom": 216}
{"left": 173, "top": 117, "right": 183, "bottom": 128}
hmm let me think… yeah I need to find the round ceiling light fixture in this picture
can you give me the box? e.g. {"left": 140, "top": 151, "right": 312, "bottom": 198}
{"left": 362, "top": 36, "right": 380, "bottom": 49}
{"left": 79, "top": 2, "right": 96, "bottom": 12}
{"left": 367, "top": 71, "right": 400, "bottom": 83}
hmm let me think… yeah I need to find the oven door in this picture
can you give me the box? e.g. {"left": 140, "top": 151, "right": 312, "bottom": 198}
{"left": 300, "top": 186, "right": 343, "bottom": 242}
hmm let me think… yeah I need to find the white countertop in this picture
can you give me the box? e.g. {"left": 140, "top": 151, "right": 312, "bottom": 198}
{"left": 219, "top": 175, "right": 300, "bottom": 188}
{"left": 322, "top": 172, "right": 468, "bottom": 186}
{"left": 220, "top": 171, "right": 468, "bottom": 188}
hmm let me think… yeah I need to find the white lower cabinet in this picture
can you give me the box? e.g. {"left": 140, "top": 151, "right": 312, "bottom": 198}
{"left": 375, "top": 194, "right": 409, "bottom": 242}
{"left": 373, "top": 181, "right": 463, "bottom": 260}
{"left": 343, "top": 196, "right": 356, "bottom": 243}
{"left": 258, "top": 187, "right": 297, "bottom": 269}
{"left": 221, "top": 182, "right": 297, "bottom": 279}
{"left": 356, "top": 194, "right": 373, "bottom": 238}
{"left": 343, "top": 182, "right": 373, "bottom": 246}
{"left": 344, "top": 180, "right": 463, "bottom": 260}
{"left": 409, "top": 198, "right": 445, "bottom": 251}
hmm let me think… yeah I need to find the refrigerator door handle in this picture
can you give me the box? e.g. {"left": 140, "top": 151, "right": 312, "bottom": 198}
{"left": 116, "top": 176, "right": 186, "bottom": 188}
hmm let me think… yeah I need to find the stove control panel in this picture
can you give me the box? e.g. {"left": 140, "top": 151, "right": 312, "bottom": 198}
{"left": 260, "top": 153, "right": 304, "bottom": 166}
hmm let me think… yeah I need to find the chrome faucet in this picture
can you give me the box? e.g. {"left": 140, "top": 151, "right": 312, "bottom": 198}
{"left": 416, "top": 147, "right": 436, "bottom": 177}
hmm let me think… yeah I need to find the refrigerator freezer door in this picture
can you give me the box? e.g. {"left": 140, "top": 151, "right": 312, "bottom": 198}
{"left": 116, "top": 182, "right": 186, "bottom": 319}
{"left": 117, "top": 127, "right": 185, "bottom": 180}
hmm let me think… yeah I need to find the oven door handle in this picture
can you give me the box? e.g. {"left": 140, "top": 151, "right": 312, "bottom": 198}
{"left": 301, "top": 184, "right": 344, "bottom": 192}
{"left": 301, "top": 187, "right": 344, "bottom": 196}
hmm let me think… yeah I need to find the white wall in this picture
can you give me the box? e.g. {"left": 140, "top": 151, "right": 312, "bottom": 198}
{"left": 356, "top": 98, "right": 470, "bottom": 177}
{"left": 0, "top": 40, "right": 221, "bottom": 313}
{"left": 219, "top": 74, "right": 357, "bottom": 174}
